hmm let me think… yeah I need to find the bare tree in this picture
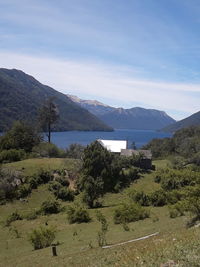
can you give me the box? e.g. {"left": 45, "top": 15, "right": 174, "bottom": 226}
{"left": 38, "top": 97, "right": 59, "bottom": 143}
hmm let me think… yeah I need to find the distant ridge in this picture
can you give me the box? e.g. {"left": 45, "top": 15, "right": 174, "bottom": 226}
{"left": 67, "top": 94, "right": 176, "bottom": 130}
{"left": 0, "top": 68, "right": 113, "bottom": 132}
{"left": 162, "top": 111, "right": 200, "bottom": 132}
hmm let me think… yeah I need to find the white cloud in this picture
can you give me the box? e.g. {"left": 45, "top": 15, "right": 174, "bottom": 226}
{"left": 0, "top": 51, "right": 199, "bottom": 120}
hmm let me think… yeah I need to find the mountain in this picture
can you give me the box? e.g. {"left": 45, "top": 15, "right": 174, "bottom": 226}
{"left": 0, "top": 68, "right": 113, "bottom": 132}
{"left": 162, "top": 111, "right": 200, "bottom": 132}
{"left": 67, "top": 94, "right": 176, "bottom": 130}
{"left": 66, "top": 94, "right": 115, "bottom": 116}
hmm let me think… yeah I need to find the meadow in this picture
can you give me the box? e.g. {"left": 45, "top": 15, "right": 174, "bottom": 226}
{"left": 0, "top": 158, "right": 199, "bottom": 266}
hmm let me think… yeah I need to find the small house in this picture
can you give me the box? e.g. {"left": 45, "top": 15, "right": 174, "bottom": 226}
{"left": 97, "top": 139, "right": 127, "bottom": 153}
{"left": 97, "top": 140, "right": 152, "bottom": 170}
{"left": 121, "top": 149, "right": 152, "bottom": 169}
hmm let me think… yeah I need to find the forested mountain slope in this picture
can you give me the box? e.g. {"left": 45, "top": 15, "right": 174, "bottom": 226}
{"left": 0, "top": 69, "right": 112, "bottom": 132}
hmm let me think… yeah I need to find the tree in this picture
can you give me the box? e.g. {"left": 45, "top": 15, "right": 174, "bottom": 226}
{"left": 80, "top": 175, "right": 104, "bottom": 208}
{"left": 38, "top": 97, "right": 59, "bottom": 143}
{"left": 0, "top": 121, "right": 41, "bottom": 152}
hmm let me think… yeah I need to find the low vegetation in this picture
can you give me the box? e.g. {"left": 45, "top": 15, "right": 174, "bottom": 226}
{"left": 67, "top": 205, "right": 91, "bottom": 224}
{"left": 28, "top": 226, "right": 56, "bottom": 250}
{"left": 1, "top": 122, "right": 200, "bottom": 266}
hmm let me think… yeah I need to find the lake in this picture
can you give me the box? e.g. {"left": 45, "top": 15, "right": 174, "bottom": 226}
{"left": 50, "top": 129, "right": 171, "bottom": 149}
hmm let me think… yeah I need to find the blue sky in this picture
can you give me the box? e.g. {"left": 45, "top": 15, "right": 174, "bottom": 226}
{"left": 1, "top": 0, "right": 200, "bottom": 120}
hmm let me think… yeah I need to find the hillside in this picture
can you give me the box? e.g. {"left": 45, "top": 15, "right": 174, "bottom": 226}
{"left": 0, "top": 69, "right": 113, "bottom": 132}
{"left": 0, "top": 158, "right": 199, "bottom": 266}
{"left": 67, "top": 94, "right": 175, "bottom": 130}
{"left": 162, "top": 111, "right": 200, "bottom": 132}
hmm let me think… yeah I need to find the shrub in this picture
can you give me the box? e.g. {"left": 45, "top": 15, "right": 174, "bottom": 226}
{"left": 32, "top": 143, "right": 64, "bottom": 158}
{"left": 24, "top": 210, "right": 38, "bottom": 220}
{"left": 79, "top": 175, "right": 104, "bottom": 208}
{"left": 0, "top": 168, "right": 23, "bottom": 200}
{"left": 0, "top": 149, "right": 26, "bottom": 163}
{"left": 127, "top": 189, "right": 150, "bottom": 206}
{"left": 154, "top": 168, "right": 200, "bottom": 191}
{"left": 28, "top": 176, "right": 40, "bottom": 189}
{"left": 96, "top": 211, "right": 108, "bottom": 246}
{"left": 55, "top": 176, "right": 69, "bottom": 187}
{"left": 67, "top": 206, "right": 91, "bottom": 224}
{"left": 56, "top": 187, "right": 74, "bottom": 201}
{"left": 48, "top": 181, "right": 63, "bottom": 193}
{"left": 186, "top": 196, "right": 200, "bottom": 219}
{"left": 17, "top": 184, "right": 32, "bottom": 198}
{"left": 166, "top": 190, "right": 184, "bottom": 205}
{"left": 169, "top": 202, "right": 185, "bottom": 218}
{"left": 28, "top": 226, "right": 56, "bottom": 250}
{"left": 0, "top": 121, "right": 41, "bottom": 152}
{"left": 40, "top": 199, "right": 61, "bottom": 215}
{"left": 36, "top": 169, "right": 53, "bottom": 184}
{"left": 149, "top": 189, "right": 168, "bottom": 207}
{"left": 113, "top": 202, "right": 149, "bottom": 224}
{"left": 65, "top": 143, "right": 85, "bottom": 159}
{"left": 6, "top": 211, "right": 22, "bottom": 226}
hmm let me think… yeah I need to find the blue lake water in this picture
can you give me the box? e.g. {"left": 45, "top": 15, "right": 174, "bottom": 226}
{"left": 50, "top": 129, "right": 171, "bottom": 149}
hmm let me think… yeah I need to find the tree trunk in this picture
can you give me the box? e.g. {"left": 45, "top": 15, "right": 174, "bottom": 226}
{"left": 48, "top": 122, "right": 51, "bottom": 143}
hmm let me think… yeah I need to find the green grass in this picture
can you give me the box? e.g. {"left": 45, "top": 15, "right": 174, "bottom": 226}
{"left": 4, "top": 158, "right": 81, "bottom": 176}
{"left": 0, "top": 158, "right": 196, "bottom": 266}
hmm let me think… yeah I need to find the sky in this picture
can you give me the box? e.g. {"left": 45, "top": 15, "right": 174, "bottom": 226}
{"left": 0, "top": 0, "right": 200, "bottom": 120}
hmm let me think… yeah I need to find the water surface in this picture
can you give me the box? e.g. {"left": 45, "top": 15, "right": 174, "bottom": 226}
{"left": 50, "top": 129, "right": 171, "bottom": 149}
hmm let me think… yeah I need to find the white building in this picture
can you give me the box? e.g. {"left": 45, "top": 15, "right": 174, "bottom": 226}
{"left": 97, "top": 139, "right": 127, "bottom": 153}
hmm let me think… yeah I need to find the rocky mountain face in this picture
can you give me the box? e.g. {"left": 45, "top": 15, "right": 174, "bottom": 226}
{"left": 66, "top": 94, "right": 115, "bottom": 115}
{"left": 67, "top": 94, "right": 176, "bottom": 130}
{"left": 0, "top": 69, "right": 113, "bottom": 132}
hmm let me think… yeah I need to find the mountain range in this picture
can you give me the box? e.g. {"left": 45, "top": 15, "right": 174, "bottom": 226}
{"left": 0, "top": 68, "right": 112, "bottom": 132}
{"left": 162, "top": 111, "right": 200, "bottom": 132}
{"left": 1, "top": 68, "right": 199, "bottom": 133}
{"left": 67, "top": 94, "right": 176, "bottom": 130}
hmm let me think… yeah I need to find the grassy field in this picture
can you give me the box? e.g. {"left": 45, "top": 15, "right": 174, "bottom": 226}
{"left": 0, "top": 159, "right": 198, "bottom": 267}
{"left": 4, "top": 158, "right": 81, "bottom": 176}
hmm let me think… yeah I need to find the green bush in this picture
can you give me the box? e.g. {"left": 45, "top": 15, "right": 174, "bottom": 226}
{"left": 36, "top": 169, "right": 53, "bottom": 184}
{"left": 17, "top": 184, "right": 32, "bottom": 198}
{"left": 56, "top": 187, "right": 74, "bottom": 201}
{"left": 55, "top": 176, "right": 69, "bottom": 187}
{"left": 0, "top": 121, "right": 41, "bottom": 153}
{"left": 154, "top": 168, "right": 200, "bottom": 191}
{"left": 0, "top": 168, "right": 23, "bottom": 201}
{"left": 96, "top": 211, "right": 109, "bottom": 246}
{"left": 32, "top": 143, "right": 64, "bottom": 158}
{"left": 28, "top": 226, "right": 56, "bottom": 250}
{"left": 24, "top": 210, "right": 38, "bottom": 220}
{"left": 169, "top": 202, "right": 185, "bottom": 218}
{"left": 40, "top": 199, "right": 61, "bottom": 215}
{"left": 127, "top": 189, "right": 150, "bottom": 206}
{"left": 150, "top": 189, "right": 168, "bottom": 207}
{"left": 67, "top": 206, "right": 91, "bottom": 224}
{"left": 48, "top": 181, "right": 63, "bottom": 193}
{"left": 65, "top": 143, "right": 85, "bottom": 159}
{"left": 28, "top": 176, "right": 40, "bottom": 189}
{"left": 113, "top": 202, "right": 149, "bottom": 224}
{"left": 79, "top": 175, "right": 103, "bottom": 208}
{"left": 6, "top": 211, "right": 22, "bottom": 226}
{"left": 0, "top": 149, "right": 25, "bottom": 163}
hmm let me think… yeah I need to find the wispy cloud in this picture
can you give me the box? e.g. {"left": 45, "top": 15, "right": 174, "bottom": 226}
{"left": 1, "top": 0, "right": 200, "bottom": 120}
{"left": 0, "top": 51, "right": 199, "bottom": 120}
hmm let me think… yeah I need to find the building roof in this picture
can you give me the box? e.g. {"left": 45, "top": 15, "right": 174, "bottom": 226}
{"left": 121, "top": 149, "right": 152, "bottom": 159}
{"left": 98, "top": 139, "right": 127, "bottom": 153}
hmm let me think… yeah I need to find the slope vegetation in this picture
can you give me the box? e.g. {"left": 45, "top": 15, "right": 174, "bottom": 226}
{"left": 162, "top": 111, "right": 200, "bottom": 132}
{"left": 0, "top": 68, "right": 112, "bottom": 132}
{"left": 67, "top": 94, "right": 175, "bottom": 130}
